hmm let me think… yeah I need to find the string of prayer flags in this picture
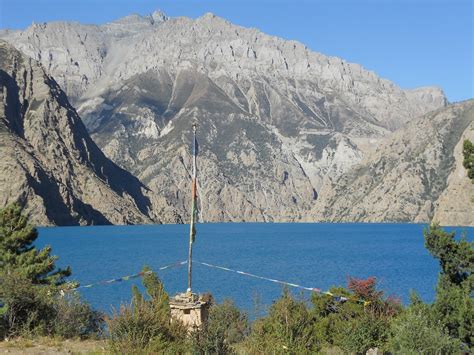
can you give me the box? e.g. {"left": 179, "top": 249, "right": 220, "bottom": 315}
{"left": 71, "top": 260, "right": 187, "bottom": 291}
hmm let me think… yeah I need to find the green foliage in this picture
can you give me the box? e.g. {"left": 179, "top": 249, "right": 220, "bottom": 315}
{"left": 339, "top": 314, "right": 390, "bottom": 353}
{"left": 192, "top": 299, "right": 248, "bottom": 354}
{"left": 0, "top": 271, "right": 55, "bottom": 337}
{"left": 50, "top": 293, "right": 103, "bottom": 339}
{"left": 463, "top": 139, "right": 474, "bottom": 182}
{"left": 244, "top": 288, "right": 317, "bottom": 354}
{"left": 389, "top": 293, "right": 460, "bottom": 354}
{"left": 0, "top": 204, "right": 101, "bottom": 340}
{"left": 424, "top": 224, "right": 473, "bottom": 286}
{"left": 0, "top": 204, "right": 71, "bottom": 285}
{"left": 311, "top": 287, "right": 364, "bottom": 347}
{"left": 424, "top": 224, "right": 474, "bottom": 346}
{"left": 311, "top": 280, "right": 400, "bottom": 353}
{"left": 0, "top": 271, "right": 102, "bottom": 339}
{"left": 106, "top": 267, "right": 187, "bottom": 353}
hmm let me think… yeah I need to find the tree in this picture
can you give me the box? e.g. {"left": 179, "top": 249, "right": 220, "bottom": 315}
{"left": 0, "top": 204, "right": 71, "bottom": 285}
{"left": 0, "top": 204, "right": 102, "bottom": 338}
{"left": 424, "top": 224, "right": 473, "bottom": 346}
{"left": 463, "top": 139, "right": 474, "bottom": 182}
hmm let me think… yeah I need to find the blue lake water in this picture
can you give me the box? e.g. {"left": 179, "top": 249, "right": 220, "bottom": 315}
{"left": 36, "top": 223, "right": 473, "bottom": 315}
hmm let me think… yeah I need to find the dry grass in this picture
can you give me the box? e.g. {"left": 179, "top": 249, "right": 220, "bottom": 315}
{"left": 0, "top": 337, "right": 106, "bottom": 354}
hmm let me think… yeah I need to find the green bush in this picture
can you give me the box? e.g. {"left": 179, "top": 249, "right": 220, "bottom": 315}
{"left": 339, "top": 314, "right": 390, "bottom": 354}
{"left": 106, "top": 267, "right": 188, "bottom": 353}
{"left": 192, "top": 299, "right": 249, "bottom": 354}
{"left": 244, "top": 289, "right": 317, "bottom": 354}
{"left": 50, "top": 293, "right": 103, "bottom": 339}
{"left": 311, "top": 287, "right": 364, "bottom": 347}
{"left": 310, "top": 278, "right": 400, "bottom": 352}
{"left": 0, "top": 272, "right": 54, "bottom": 337}
{"left": 0, "top": 271, "right": 102, "bottom": 339}
{"left": 389, "top": 293, "right": 460, "bottom": 354}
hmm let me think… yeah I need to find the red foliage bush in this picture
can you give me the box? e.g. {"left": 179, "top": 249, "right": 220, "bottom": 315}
{"left": 347, "top": 276, "right": 383, "bottom": 300}
{"left": 346, "top": 276, "right": 402, "bottom": 319}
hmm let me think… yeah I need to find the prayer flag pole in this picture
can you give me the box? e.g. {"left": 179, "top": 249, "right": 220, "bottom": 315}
{"left": 187, "top": 122, "right": 198, "bottom": 293}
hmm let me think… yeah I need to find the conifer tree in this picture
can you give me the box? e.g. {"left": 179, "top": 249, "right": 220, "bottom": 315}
{"left": 0, "top": 204, "right": 71, "bottom": 285}
{"left": 463, "top": 139, "right": 474, "bottom": 181}
{"left": 424, "top": 224, "right": 473, "bottom": 346}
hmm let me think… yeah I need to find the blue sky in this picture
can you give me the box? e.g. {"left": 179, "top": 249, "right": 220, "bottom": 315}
{"left": 0, "top": 0, "right": 472, "bottom": 102}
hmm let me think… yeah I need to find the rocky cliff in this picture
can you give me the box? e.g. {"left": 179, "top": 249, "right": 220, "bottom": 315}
{"left": 432, "top": 115, "right": 474, "bottom": 226}
{"left": 1, "top": 11, "right": 462, "bottom": 225}
{"left": 0, "top": 40, "right": 178, "bottom": 225}
{"left": 310, "top": 101, "right": 474, "bottom": 224}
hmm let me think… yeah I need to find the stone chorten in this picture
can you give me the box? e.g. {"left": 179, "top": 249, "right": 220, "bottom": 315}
{"left": 170, "top": 291, "right": 209, "bottom": 329}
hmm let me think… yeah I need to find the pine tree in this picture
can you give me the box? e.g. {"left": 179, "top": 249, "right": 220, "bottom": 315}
{"left": 0, "top": 204, "right": 71, "bottom": 285}
{"left": 463, "top": 139, "right": 474, "bottom": 182}
{"left": 424, "top": 224, "right": 474, "bottom": 346}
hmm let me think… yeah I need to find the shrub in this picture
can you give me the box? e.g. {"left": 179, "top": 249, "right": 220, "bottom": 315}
{"left": 50, "top": 292, "right": 103, "bottom": 339}
{"left": 192, "top": 299, "right": 249, "bottom": 354}
{"left": 0, "top": 272, "right": 55, "bottom": 337}
{"left": 389, "top": 293, "right": 460, "bottom": 353}
{"left": 106, "top": 267, "right": 187, "bottom": 353}
{"left": 0, "top": 271, "right": 102, "bottom": 339}
{"left": 310, "top": 277, "right": 401, "bottom": 352}
{"left": 311, "top": 286, "right": 363, "bottom": 347}
{"left": 244, "top": 289, "right": 317, "bottom": 354}
{"left": 339, "top": 314, "right": 390, "bottom": 353}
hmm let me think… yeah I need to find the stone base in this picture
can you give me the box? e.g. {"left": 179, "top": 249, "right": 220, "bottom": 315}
{"left": 169, "top": 292, "right": 209, "bottom": 330}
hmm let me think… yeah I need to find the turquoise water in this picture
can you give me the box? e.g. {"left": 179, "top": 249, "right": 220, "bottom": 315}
{"left": 36, "top": 223, "right": 473, "bottom": 315}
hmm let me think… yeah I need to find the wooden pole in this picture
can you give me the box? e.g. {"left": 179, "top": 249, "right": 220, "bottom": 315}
{"left": 187, "top": 123, "right": 197, "bottom": 293}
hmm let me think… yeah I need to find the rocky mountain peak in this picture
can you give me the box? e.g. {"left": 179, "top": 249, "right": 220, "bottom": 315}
{"left": 150, "top": 10, "right": 168, "bottom": 23}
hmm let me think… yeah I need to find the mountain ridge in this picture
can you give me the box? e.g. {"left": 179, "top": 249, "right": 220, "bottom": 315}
{"left": 2, "top": 11, "right": 470, "bottom": 226}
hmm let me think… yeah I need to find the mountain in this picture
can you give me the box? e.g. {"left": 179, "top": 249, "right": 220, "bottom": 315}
{"left": 0, "top": 11, "right": 457, "bottom": 224}
{"left": 309, "top": 100, "right": 474, "bottom": 224}
{"left": 0, "top": 40, "right": 179, "bottom": 225}
{"left": 432, "top": 110, "right": 474, "bottom": 226}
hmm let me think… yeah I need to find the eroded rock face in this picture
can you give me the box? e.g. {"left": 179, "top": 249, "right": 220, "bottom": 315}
{"left": 0, "top": 12, "right": 453, "bottom": 224}
{"left": 310, "top": 101, "right": 474, "bottom": 225}
{"left": 0, "top": 40, "right": 179, "bottom": 225}
{"left": 433, "top": 119, "right": 474, "bottom": 226}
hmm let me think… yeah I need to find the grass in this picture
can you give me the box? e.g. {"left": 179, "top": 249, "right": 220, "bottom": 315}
{"left": 0, "top": 337, "right": 107, "bottom": 354}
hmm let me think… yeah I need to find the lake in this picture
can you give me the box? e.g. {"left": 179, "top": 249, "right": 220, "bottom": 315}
{"left": 36, "top": 223, "right": 473, "bottom": 315}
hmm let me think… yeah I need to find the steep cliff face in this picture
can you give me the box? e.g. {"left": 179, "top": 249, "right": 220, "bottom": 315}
{"left": 432, "top": 119, "right": 474, "bottom": 226}
{"left": 310, "top": 101, "right": 474, "bottom": 225}
{"left": 1, "top": 12, "right": 446, "bottom": 223}
{"left": 0, "top": 40, "right": 178, "bottom": 225}
{"left": 0, "top": 12, "right": 451, "bottom": 223}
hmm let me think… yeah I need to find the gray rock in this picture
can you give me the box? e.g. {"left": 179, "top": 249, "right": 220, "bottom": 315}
{"left": 0, "top": 11, "right": 457, "bottom": 225}
{"left": 310, "top": 100, "right": 474, "bottom": 225}
{"left": 0, "top": 40, "right": 179, "bottom": 225}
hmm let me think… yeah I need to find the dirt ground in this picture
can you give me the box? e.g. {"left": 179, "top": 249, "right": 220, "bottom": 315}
{"left": 0, "top": 338, "right": 106, "bottom": 354}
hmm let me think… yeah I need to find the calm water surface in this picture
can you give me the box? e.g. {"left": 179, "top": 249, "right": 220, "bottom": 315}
{"left": 36, "top": 223, "right": 473, "bottom": 315}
